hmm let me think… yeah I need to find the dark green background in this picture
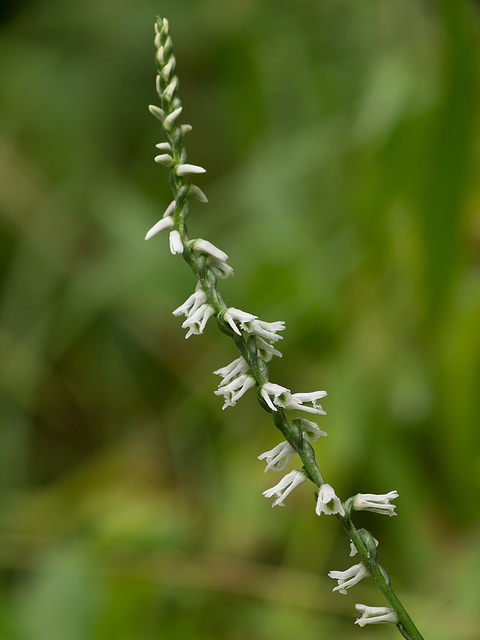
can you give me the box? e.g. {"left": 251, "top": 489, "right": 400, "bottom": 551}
{"left": 1, "top": 1, "right": 479, "bottom": 638}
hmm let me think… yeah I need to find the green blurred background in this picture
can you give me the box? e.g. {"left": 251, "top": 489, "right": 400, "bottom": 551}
{"left": 1, "top": 0, "right": 480, "bottom": 638}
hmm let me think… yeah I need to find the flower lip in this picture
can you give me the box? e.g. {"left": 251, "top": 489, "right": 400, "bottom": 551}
{"left": 315, "top": 483, "right": 345, "bottom": 517}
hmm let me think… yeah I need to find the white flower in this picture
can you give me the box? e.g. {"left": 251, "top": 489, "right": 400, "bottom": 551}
{"left": 154, "top": 153, "right": 174, "bottom": 166}
{"left": 260, "top": 383, "right": 327, "bottom": 415}
{"left": 259, "top": 383, "right": 291, "bottom": 412}
{"left": 286, "top": 391, "right": 327, "bottom": 415}
{"left": 241, "top": 318, "right": 286, "bottom": 343}
{"left": 352, "top": 491, "right": 399, "bottom": 517}
{"left": 176, "top": 163, "right": 206, "bottom": 176}
{"left": 164, "top": 106, "right": 182, "bottom": 130}
{"left": 315, "top": 483, "right": 345, "bottom": 516}
{"left": 189, "top": 238, "right": 228, "bottom": 262}
{"left": 213, "top": 356, "right": 250, "bottom": 385}
{"left": 294, "top": 418, "right": 327, "bottom": 442}
{"left": 223, "top": 307, "right": 257, "bottom": 335}
{"left": 255, "top": 337, "right": 282, "bottom": 361}
{"left": 155, "top": 142, "right": 172, "bottom": 152}
{"left": 328, "top": 563, "right": 370, "bottom": 595}
{"left": 214, "top": 373, "right": 255, "bottom": 409}
{"left": 206, "top": 255, "right": 234, "bottom": 279}
{"left": 149, "top": 104, "right": 165, "bottom": 121}
{"left": 258, "top": 441, "right": 295, "bottom": 473}
{"left": 169, "top": 230, "right": 183, "bottom": 254}
{"left": 181, "top": 303, "right": 215, "bottom": 338}
{"left": 262, "top": 469, "right": 307, "bottom": 507}
{"left": 172, "top": 286, "right": 207, "bottom": 318}
{"left": 354, "top": 604, "right": 399, "bottom": 627}
{"left": 145, "top": 215, "right": 174, "bottom": 240}
{"left": 163, "top": 77, "right": 177, "bottom": 102}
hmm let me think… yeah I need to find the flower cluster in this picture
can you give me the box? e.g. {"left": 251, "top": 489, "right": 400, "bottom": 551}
{"left": 148, "top": 19, "right": 417, "bottom": 637}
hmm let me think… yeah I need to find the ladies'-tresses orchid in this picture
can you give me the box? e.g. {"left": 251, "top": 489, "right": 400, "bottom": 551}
{"left": 213, "top": 356, "right": 250, "bottom": 386}
{"left": 328, "top": 563, "right": 370, "bottom": 594}
{"left": 181, "top": 303, "right": 215, "bottom": 338}
{"left": 352, "top": 491, "right": 399, "bottom": 516}
{"left": 189, "top": 238, "right": 228, "bottom": 262}
{"left": 315, "top": 483, "right": 345, "bottom": 516}
{"left": 258, "top": 420, "right": 327, "bottom": 473}
{"left": 262, "top": 469, "right": 307, "bottom": 507}
{"left": 172, "top": 285, "right": 207, "bottom": 318}
{"left": 149, "top": 19, "right": 424, "bottom": 638}
{"left": 222, "top": 308, "right": 257, "bottom": 335}
{"left": 260, "top": 382, "right": 327, "bottom": 415}
{"left": 354, "top": 604, "right": 399, "bottom": 627}
{"left": 258, "top": 441, "right": 295, "bottom": 472}
{"left": 214, "top": 373, "right": 256, "bottom": 409}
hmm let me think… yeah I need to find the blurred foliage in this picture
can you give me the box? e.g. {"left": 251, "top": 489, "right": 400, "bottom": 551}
{"left": 1, "top": 0, "right": 480, "bottom": 638}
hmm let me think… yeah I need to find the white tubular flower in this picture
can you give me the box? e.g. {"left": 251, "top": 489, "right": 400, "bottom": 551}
{"left": 189, "top": 238, "right": 228, "bottom": 262}
{"left": 214, "top": 373, "right": 255, "bottom": 409}
{"left": 350, "top": 537, "right": 379, "bottom": 558}
{"left": 154, "top": 153, "right": 174, "bottom": 166}
{"left": 241, "top": 318, "right": 286, "bottom": 343}
{"left": 328, "top": 563, "right": 370, "bottom": 595}
{"left": 223, "top": 307, "right": 257, "bottom": 335}
{"left": 162, "top": 200, "right": 176, "bottom": 218}
{"left": 181, "top": 303, "right": 215, "bottom": 338}
{"left": 181, "top": 124, "right": 193, "bottom": 135}
{"left": 260, "top": 383, "right": 327, "bottom": 416}
{"left": 354, "top": 604, "right": 399, "bottom": 627}
{"left": 206, "top": 256, "right": 234, "bottom": 279}
{"left": 176, "top": 163, "right": 206, "bottom": 176}
{"left": 155, "top": 142, "right": 172, "bottom": 152}
{"left": 262, "top": 469, "right": 307, "bottom": 507}
{"left": 296, "top": 418, "right": 327, "bottom": 442}
{"left": 164, "top": 106, "right": 182, "bottom": 131}
{"left": 315, "top": 483, "right": 345, "bottom": 516}
{"left": 172, "top": 286, "right": 207, "bottom": 318}
{"left": 286, "top": 391, "right": 327, "bottom": 415}
{"left": 213, "top": 356, "right": 250, "bottom": 385}
{"left": 148, "top": 104, "right": 165, "bottom": 121}
{"left": 169, "top": 230, "right": 183, "bottom": 254}
{"left": 145, "top": 215, "right": 174, "bottom": 240}
{"left": 259, "top": 383, "right": 292, "bottom": 412}
{"left": 163, "top": 77, "right": 177, "bottom": 102}
{"left": 255, "top": 337, "right": 282, "bottom": 361}
{"left": 258, "top": 441, "right": 294, "bottom": 473}
{"left": 352, "top": 491, "right": 399, "bottom": 517}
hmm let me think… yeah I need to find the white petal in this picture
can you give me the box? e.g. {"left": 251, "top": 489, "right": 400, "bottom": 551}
{"left": 164, "top": 106, "right": 183, "bottom": 131}
{"left": 155, "top": 142, "right": 172, "bottom": 152}
{"left": 190, "top": 239, "right": 228, "bottom": 262}
{"left": 154, "top": 154, "right": 174, "bottom": 166}
{"left": 177, "top": 163, "right": 207, "bottom": 176}
{"left": 145, "top": 216, "right": 174, "bottom": 240}
{"left": 169, "top": 230, "right": 183, "bottom": 254}
{"left": 148, "top": 104, "right": 165, "bottom": 121}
